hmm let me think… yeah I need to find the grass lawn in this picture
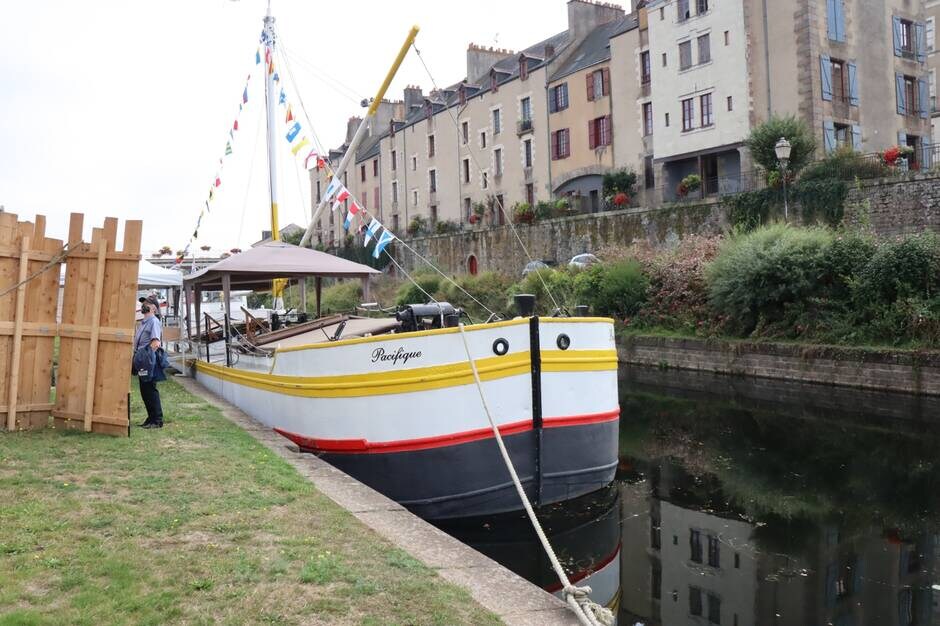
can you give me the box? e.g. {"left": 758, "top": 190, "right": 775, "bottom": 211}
{"left": 0, "top": 377, "right": 501, "bottom": 626}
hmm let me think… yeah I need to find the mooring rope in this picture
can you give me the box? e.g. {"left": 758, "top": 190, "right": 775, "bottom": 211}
{"left": 457, "top": 323, "right": 613, "bottom": 626}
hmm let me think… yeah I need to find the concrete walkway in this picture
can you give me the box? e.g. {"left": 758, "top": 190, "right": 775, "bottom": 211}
{"left": 176, "top": 376, "right": 579, "bottom": 626}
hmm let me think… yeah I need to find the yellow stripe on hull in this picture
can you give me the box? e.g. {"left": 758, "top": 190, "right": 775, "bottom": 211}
{"left": 195, "top": 349, "right": 617, "bottom": 398}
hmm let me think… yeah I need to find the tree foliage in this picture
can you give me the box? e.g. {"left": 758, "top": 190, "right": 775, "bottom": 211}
{"left": 745, "top": 115, "right": 816, "bottom": 175}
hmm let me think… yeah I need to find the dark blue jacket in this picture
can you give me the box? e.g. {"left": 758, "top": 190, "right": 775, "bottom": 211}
{"left": 133, "top": 346, "right": 169, "bottom": 382}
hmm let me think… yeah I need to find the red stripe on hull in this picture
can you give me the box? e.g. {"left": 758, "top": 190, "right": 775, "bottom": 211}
{"left": 544, "top": 542, "right": 622, "bottom": 593}
{"left": 274, "top": 408, "right": 620, "bottom": 455}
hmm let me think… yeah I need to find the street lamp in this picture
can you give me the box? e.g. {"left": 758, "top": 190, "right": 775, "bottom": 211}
{"left": 775, "top": 137, "right": 792, "bottom": 222}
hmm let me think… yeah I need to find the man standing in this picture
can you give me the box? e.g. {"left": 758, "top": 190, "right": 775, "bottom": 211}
{"left": 133, "top": 303, "right": 163, "bottom": 428}
{"left": 138, "top": 292, "right": 162, "bottom": 319}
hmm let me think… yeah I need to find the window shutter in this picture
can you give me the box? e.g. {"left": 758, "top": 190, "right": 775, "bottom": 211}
{"left": 834, "top": 0, "right": 846, "bottom": 42}
{"left": 823, "top": 120, "right": 836, "bottom": 153}
{"left": 588, "top": 119, "right": 597, "bottom": 149}
{"left": 549, "top": 90, "right": 557, "bottom": 113}
{"left": 915, "top": 22, "right": 927, "bottom": 63}
{"left": 551, "top": 131, "right": 558, "bottom": 160}
{"left": 898, "top": 130, "right": 907, "bottom": 146}
{"left": 820, "top": 55, "right": 833, "bottom": 101}
{"left": 847, "top": 62, "right": 859, "bottom": 106}
{"left": 918, "top": 78, "right": 929, "bottom": 118}
{"left": 893, "top": 16, "right": 903, "bottom": 56}
{"left": 586, "top": 73, "right": 595, "bottom": 101}
{"left": 602, "top": 68, "right": 610, "bottom": 96}
{"left": 606, "top": 115, "right": 613, "bottom": 145}
{"left": 826, "top": 0, "right": 837, "bottom": 40}
{"left": 921, "top": 141, "right": 933, "bottom": 169}
{"left": 851, "top": 125, "right": 862, "bottom": 151}
{"left": 896, "top": 73, "right": 906, "bottom": 114}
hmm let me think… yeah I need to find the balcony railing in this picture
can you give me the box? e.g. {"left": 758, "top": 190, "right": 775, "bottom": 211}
{"left": 517, "top": 118, "right": 534, "bottom": 135}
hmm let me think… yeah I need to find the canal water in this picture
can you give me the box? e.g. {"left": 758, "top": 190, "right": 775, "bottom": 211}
{"left": 437, "top": 365, "right": 940, "bottom": 626}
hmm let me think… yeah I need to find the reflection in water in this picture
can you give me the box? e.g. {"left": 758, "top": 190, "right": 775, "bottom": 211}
{"left": 442, "top": 366, "right": 940, "bottom": 626}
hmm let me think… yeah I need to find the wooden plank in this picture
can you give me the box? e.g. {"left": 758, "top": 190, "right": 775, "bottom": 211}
{"left": 122, "top": 220, "right": 143, "bottom": 255}
{"left": 102, "top": 217, "right": 118, "bottom": 253}
{"left": 67, "top": 213, "right": 84, "bottom": 247}
{"left": 7, "top": 236, "right": 29, "bottom": 431}
{"left": 57, "top": 325, "right": 132, "bottom": 343}
{"left": 0, "top": 321, "right": 56, "bottom": 336}
{"left": 0, "top": 402, "right": 53, "bottom": 413}
{"left": 63, "top": 250, "right": 140, "bottom": 261}
{"left": 0, "top": 247, "right": 56, "bottom": 262}
{"left": 0, "top": 212, "right": 16, "bottom": 423}
{"left": 82, "top": 239, "right": 107, "bottom": 432}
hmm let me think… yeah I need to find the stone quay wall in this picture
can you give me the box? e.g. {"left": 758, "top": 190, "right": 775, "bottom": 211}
{"left": 617, "top": 335, "right": 940, "bottom": 397}
{"left": 398, "top": 174, "right": 940, "bottom": 275}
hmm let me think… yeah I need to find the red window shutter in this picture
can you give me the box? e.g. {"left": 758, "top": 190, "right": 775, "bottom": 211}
{"left": 551, "top": 130, "right": 559, "bottom": 160}
{"left": 602, "top": 68, "right": 610, "bottom": 96}
{"left": 588, "top": 119, "right": 597, "bottom": 149}
{"left": 586, "top": 73, "right": 595, "bottom": 101}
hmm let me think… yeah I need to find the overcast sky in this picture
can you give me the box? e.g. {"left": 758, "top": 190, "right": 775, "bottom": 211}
{"left": 0, "top": 0, "right": 571, "bottom": 255}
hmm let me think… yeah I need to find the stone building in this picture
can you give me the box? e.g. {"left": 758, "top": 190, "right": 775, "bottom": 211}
{"left": 928, "top": 0, "right": 939, "bottom": 142}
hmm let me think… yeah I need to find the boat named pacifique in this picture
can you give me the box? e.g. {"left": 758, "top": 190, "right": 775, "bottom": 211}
{"left": 182, "top": 5, "right": 619, "bottom": 520}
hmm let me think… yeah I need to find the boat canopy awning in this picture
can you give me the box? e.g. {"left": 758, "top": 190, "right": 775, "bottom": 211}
{"left": 139, "top": 258, "right": 184, "bottom": 288}
{"left": 183, "top": 241, "right": 380, "bottom": 291}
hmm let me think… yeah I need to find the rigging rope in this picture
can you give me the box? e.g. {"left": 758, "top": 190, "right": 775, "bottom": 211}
{"left": 412, "top": 44, "right": 562, "bottom": 313}
{"left": 237, "top": 103, "right": 265, "bottom": 246}
{"left": 457, "top": 323, "right": 613, "bottom": 626}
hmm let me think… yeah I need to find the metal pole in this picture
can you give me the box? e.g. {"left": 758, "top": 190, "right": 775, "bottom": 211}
{"left": 782, "top": 164, "right": 789, "bottom": 222}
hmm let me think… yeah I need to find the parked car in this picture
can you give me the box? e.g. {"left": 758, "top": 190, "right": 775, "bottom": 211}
{"left": 568, "top": 253, "right": 600, "bottom": 269}
{"left": 521, "top": 260, "right": 555, "bottom": 277}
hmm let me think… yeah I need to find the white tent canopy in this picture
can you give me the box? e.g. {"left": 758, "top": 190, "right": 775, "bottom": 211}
{"left": 138, "top": 259, "right": 183, "bottom": 288}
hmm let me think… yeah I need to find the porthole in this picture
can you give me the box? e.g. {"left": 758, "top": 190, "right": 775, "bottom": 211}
{"left": 556, "top": 334, "right": 571, "bottom": 351}
{"left": 492, "top": 338, "right": 509, "bottom": 356}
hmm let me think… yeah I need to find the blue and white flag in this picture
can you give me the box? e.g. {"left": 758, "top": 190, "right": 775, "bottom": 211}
{"left": 363, "top": 218, "right": 380, "bottom": 246}
{"left": 324, "top": 176, "right": 343, "bottom": 201}
{"left": 373, "top": 230, "right": 395, "bottom": 259}
{"left": 279, "top": 89, "right": 286, "bottom": 105}
{"left": 285, "top": 122, "right": 301, "bottom": 143}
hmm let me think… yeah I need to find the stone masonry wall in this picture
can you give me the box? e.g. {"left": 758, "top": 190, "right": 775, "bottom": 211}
{"left": 618, "top": 335, "right": 940, "bottom": 396}
{"left": 399, "top": 174, "right": 940, "bottom": 275}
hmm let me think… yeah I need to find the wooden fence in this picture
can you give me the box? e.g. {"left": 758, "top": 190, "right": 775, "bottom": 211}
{"left": 0, "top": 212, "right": 142, "bottom": 437}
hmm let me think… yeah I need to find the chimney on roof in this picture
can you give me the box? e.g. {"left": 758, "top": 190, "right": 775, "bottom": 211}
{"left": 466, "top": 42, "right": 514, "bottom": 84}
{"left": 567, "top": 0, "right": 624, "bottom": 41}
{"left": 366, "top": 100, "right": 401, "bottom": 137}
{"left": 545, "top": 43, "right": 556, "bottom": 58}
{"left": 403, "top": 85, "right": 424, "bottom": 111}
{"left": 345, "top": 116, "right": 361, "bottom": 144}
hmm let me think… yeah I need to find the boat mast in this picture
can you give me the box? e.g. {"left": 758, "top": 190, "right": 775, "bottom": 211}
{"left": 299, "top": 26, "right": 420, "bottom": 248}
{"left": 262, "top": 2, "right": 279, "bottom": 242}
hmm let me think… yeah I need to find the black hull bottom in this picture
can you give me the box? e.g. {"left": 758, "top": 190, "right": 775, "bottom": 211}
{"left": 317, "top": 420, "right": 619, "bottom": 519}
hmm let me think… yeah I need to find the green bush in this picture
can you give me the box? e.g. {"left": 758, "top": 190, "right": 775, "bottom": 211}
{"left": 820, "top": 233, "right": 877, "bottom": 301}
{"left": 509, "top": 269, "right": 579, "bottom": 315}
{"left": 395, "top": 274, "right": 442, "bottom": 306}
{"left": 800, "top": 147, "right": 891, "bottom": 182}
{"left": 576, "top": 261, "right": 649, "bottom": 318}
{"left": 602, "top": 169, "right": 638, "bottom": 197}
{"left": 435, "top": 220, "right": 461, "bottom": 234}
{"left": 745, "top": 115, "right": 816, "bottom": 175}
{"left": 792, "top": 179, "right": 848, "bottom": 227}
{"left": 318, "top": 280, "right": 362, "bottom": 314}
{"left": 854, "top": 232, "right": 940, "bottom": 306}
{"left": 723, "top": 188, "right": 783, "bottom": 232}
{"left": 707, "top": 224, "right": 833, "bottom": 334}
{"left": 439, "top": 271, "right": 516, "bottom": 322}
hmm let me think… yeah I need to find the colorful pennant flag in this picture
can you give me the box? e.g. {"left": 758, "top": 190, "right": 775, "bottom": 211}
{"left": 324, "top": 176, "right": 342, "bottom": 201}
{"left": 285, "top": 122, "right": 301, "bottom": 143}
{"left": 242, "top": 87, "right": 248, "bottom": 104}
{"left": 273, "top": 72, "right": 279, "bottom": 82}
{"left": 363, "top": 218, "right": 380, "bottom": 246}
{"left": 291, "top": 136, "right": 310, "bottom": 156}
{"left": 285, "top": 105, "right": 293, "bottom": 123}
{"left": 303, "top": 149, "right": 319, "bottom": 170}
{"left": 373, "top": 230, "right": 395, "bottom": 259}
{"left": 331, "top": 187, "right": 350, "bottom": 212}
{"left": 225, "top": 142, "right": 232, "bottom": 155}
{"left": 256, "top": 49, "right": 261, "bottom": 64}
{"left": 233, "top": 119, "right": 239, "bottom": 131}
{"left": 279, "top": 89, "right": 286, "bottom": 105}
{"left": 344, "top": 201, "right": 362, "bottom": 230}
{"left": 268, "top": 60, "right": 274, "bottom": 75}
{"left": 215, "top": 176, "right": 221, "bottom": 188}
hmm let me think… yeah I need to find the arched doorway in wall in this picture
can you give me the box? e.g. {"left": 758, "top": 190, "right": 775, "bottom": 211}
{"left": 467, "top": 254, "right": 478, "bottom": 276}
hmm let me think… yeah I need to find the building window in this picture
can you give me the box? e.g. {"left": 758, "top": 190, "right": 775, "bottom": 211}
{"left": 495, "top": 194, "right": 505, "bottom": 225}
{"left": 678, "top": 0, "right": 690, "bottom": 21}
{"left": 690, "top": 586, "right": 703, "bottom": 616}
{"left": 551, "top": 128, "right": 570, "bottom": 160}
{"left": 392, "top": 214, "right": 399, "bottom": 232}
{"left": 640, "top": 51, "right": 651, "bottom": 84}
{"left": 682, "top": 98, "right": 695, "bottom": 131}
{"left": 429, "top": 168, "right": 437, "bottom": 192}
{"left": 463, "top": 158, "right": 471, "bottom": 183}
{"left": 707, "top": 593, "right": 721, "bottom": 625}
{"left": 519, "top": 56, "right": 529, "bottom": 81}
{"left": 492, "top": 108, "right": 502, "bottom": 135}
{"left": 734, "top": 553, "right": 741, "bottom": 569}
{"left": 700, "top": 93, "right": 713, "bottom": 127}
{"left": 523, "top": 139, "right": 533, "bottom": 167}
{"left": 461, "top": 121, "right": 469, "bottom": 145}
{"left": 831, "top": 58, "right": 846, "bottom": 101}
{"left": 898, "top": 18, "right": 914, "bottom": 56}
{"left": 650, "top": 515, "right": 662, "bottom": 549}
{"left": 643, "top": 102, "right": 653, "bottom": 136}
{"left": 679, "top": 41, "right": 693, "bottom": 70}
{"left": 480, "top": 131, "right": 487, "bottom": 148}
{"left": 662, "top": 52, "right": 668, "bottom": 67}
{"left": 690, "top": 529, "right": 703, "bottom": 562}
{"left": 587, "top": 68, "right": 609, "bottom": 101}
{"left": 660, "top": 6, "right": 664, "bottom": 20}
{"left": 373, "top": 187, "right": 379, "bottom": 212}
{"left": 697, "top": 0, "right": 708, "bottom": 14}
{"left": 412, "top": 189, "right": 418, "bottom": 206}
{"left": 360, "top": 164, "right": 366, "bottom": 182}
{"left": 458, "top": 84, "right": 467, "bottom": 106}
{"left": 463, "top": 197, "right": 472, "bottom": 222}
{"left": 391, "top": 180, "right": 398, "bottom": 203}
{"left": 698, "top": 33, "right": 711, "bottom": 64}
{"left": 430, "top": 205, "right": 438, "bottom": 224}
{"left": 494, "top": 148, "right": 503, "bottom": 176}
{"left": 665, "top": 112, "right": 670, "bottom": 127}
{"left": 644, "top": 155, "right": 655, "bottom": 189}
{"left": 525, "top": 183, "right": 535, "bottom": 206}
{"left": 588, "top": 116, "right": 612, "bottom": 148}
{"left": 550, "top": 83, "right": 569, "bottom": 112}
{"left": 482, "top": 171, "right": 488, "bottom": 189}
{"left": 707, "top": 535, "right": 720, "bottom": 567}
{"left": 391, "top": 150, "right": 397, "bottom": 171}
{"left": 428, "top": 134, "right": 435, "bottom": 157}
{"left": 316, "top": 180, "right": 321, "bottom": 203}
{"left": 411, "top": 155, "right": 417, "bottom": 171}
{"left": 834, "top": 122, "right": 851, "bottom": 147}
{"left": 521, "top": 97, "right": 532, "bottom": 122}
{"left": 724, "top": 30, "right": 730, "bottom": 45}
{"left": 372, "top": 159, "right": 378, "bottom": 176}
{"left": 727, "top": 95, "right": 733, "bottom": 111}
